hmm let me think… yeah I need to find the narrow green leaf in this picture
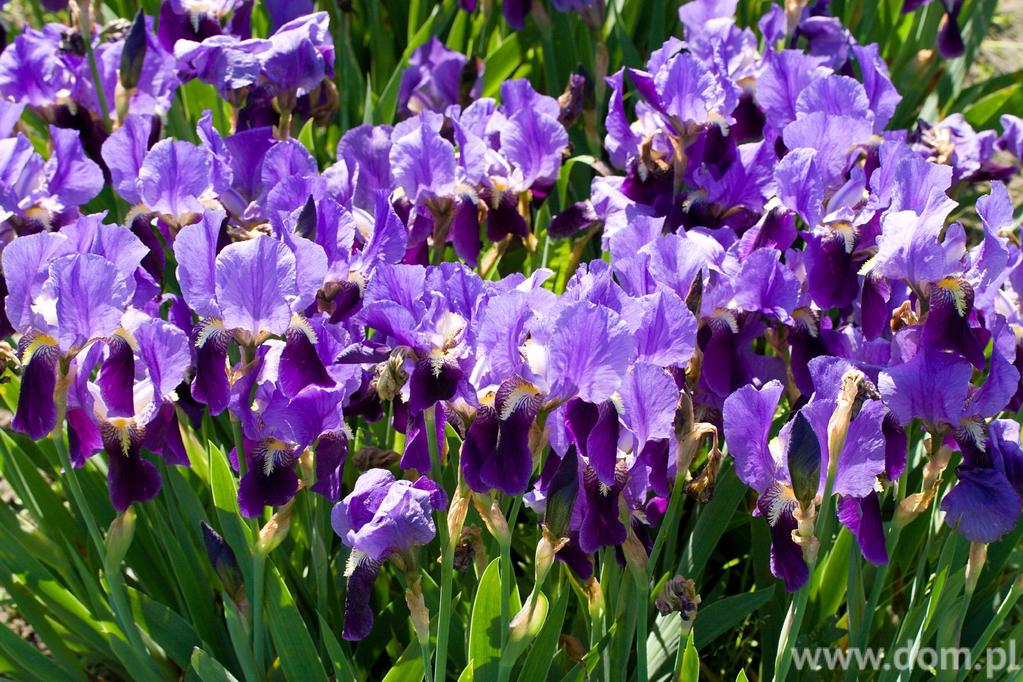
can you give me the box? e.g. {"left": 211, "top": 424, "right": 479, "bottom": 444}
{"left": 207, "top": 443, "right": 253, "bottom": 584}
{"left": 0, "top": 621, "right": 74, "bottom": 682}
{"left": 264, "top": 562, "right": 327, "bottom": 682}
{"left": 191, "top": 648, "right": 241, "bottom": 682}
{"left": 468, "top": 558, "right": 504, "bottom": 682}
{"left": 680, "top": 627, "right": 699, "bottom": 682}
{"left": 694, "top": 588, "right": 774, "bottom": 649}
{"left": 126, "top": 587, "right": 202, "bottom": 670}
{"left": 319, "top": 615, "right": 359, "bottom": 682}
{"left": 680, "top": 464, "right": 745, "bottom": 580}
{"left": 380, "top": 639, "right": 424, "bottom": 682}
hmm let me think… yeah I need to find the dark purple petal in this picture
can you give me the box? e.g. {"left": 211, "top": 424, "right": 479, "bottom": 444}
{"left": 578, "top": 465, "right": 627, "bottom": 554}
{"left": 13, "top": 338, "right": 60, "bottom": 440}
{"left": 192, "top": 321, "right": 231, "bottom": 415}
{"left": 142, "top": 402, "right": 189, "bottom": 466}
{"left": 757, "top": 489, "right": 808, "bottom": 591}
{"left": 103, "top": 423, "right": 162, "bottom": 512}
{"left": 342, "top": 558, "right": 380, "bottom": 641}
{"left": 279, "top": 323, "right": 332, "bottom": 397}
{"left": 408, "top": 355, "right": 462, "bottom": 414}
{"left": 237, "top": 458, "right": 300, "bottom": 518}
{"left": 838, "top": 493, "right": 888, "bottom": 565}
{"left": 98, "top": 335, "right": 136, "bottom": 418}
{"left": 312, "top": 431, "right": 347, "bottom": 500}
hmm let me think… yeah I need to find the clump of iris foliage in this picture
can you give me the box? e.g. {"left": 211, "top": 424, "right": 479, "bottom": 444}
{"left": 0, "top": 0, "right": 1021, "bottom": 680}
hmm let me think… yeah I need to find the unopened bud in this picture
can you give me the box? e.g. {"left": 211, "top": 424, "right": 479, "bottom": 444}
{"left": 473, "top": 492, "right": 511, "bottom": 548}
{"left": 256, "top": 502, "right": 293, "bottom": 556}
{"left": 201, "top": 522, "right": 246, "bottom": 606}
{"left": 543, "top": 446, "right": 579, "bottom": 540}
{"left": 104, "top": 507, "right": 136, "bottom": 569}
{"left": 405, "top": 578, "right": 431, "bottom": 646}
{"left": 508, "top": 591, "right": 549, "bottom": 646}
{"left": 787, "top": 412, "right": 822, "bottom": 510}
{"left": 119, "top": 10, "right": 147, "bottom": 91}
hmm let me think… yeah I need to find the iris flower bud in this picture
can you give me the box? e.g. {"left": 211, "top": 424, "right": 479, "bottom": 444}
{"left": 119, "top": 10, "right": 147, "bottom": 91}
{"left": 787, "top": 412, "right": 821, "bottom": 511}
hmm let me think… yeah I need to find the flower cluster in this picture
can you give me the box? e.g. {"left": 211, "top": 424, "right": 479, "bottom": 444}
{"left": 1, "top": 0, "right": 1022, "bottom": 650}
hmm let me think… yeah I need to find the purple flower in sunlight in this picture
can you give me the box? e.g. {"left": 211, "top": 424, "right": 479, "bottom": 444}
{"left": 332, "top": 468, "right": 446, "bottom": 640}
{"left": 332, "top": 468, "right": 445, "bottom": 560}
{"left": 259, "top": 12, "right": 334, "bottom": 96}
{"left": 724, "top": 364, "right": 892, "bottom": 590}
{"left": 0, "top": 127, "right": 103, "bottom": 235}
{"left": 398, "top": 37, "right": 482, "bottom": 117}
{"left": 3, "top": 218, "right": 153, "bottom": 439}
{"left": 0, "top": 25, "right": 76, "bottom": 107}
{"left": 941, "top": 419, "right": 1023, "bottom": 543}
{"left": 174, "top": 207, "right": 328, "bottom": 413}
{"left": 723, "top": 380, "right": 810, "bottom": 591}
{"left": 66, "top": 315, "right": 191, "bottom": 511}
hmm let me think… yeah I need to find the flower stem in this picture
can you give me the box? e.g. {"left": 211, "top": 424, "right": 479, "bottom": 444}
{"left": 251, "top": 550, "right": 267, "bottom": 680}
{"left": 77, "top": 6, "right": 111, "bottom": 130}
{"left": 774, "top": 466, "right": 838, "bottom": 680}
{"left": 648, "top": 471, "right": 686, "bottom": 576}
{"left": 53, "top": 432, "right": 160, "bottom": 681}
{"left": 425, "top": 406, "right": 456, "bottom": 682}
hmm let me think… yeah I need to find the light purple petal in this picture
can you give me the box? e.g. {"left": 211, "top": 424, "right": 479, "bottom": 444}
{"left": 215, "top": 237, "right": 298, "bottom": 337}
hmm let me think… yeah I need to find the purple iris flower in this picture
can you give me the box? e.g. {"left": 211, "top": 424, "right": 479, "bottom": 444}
{"left": 228, "top": 338, "right": 360, "bottom": 515}
{"left": 0, "top": 25, "right": 77, "bottom": 107}
{"left": 331, "top": 468, "right": 446, "bottom": 640}
{"left": 724, "top": 358, "right": 893, "bottom": 591}
{"left": 66, "top": 314, "right": 191, "bottom": 511}
{"left": 398, "top": 37, "right": 482, "bottom": 117}
{"left": 174, "top": 207, "right": 328, "bottom": 413}
{"left": 174, "top": 35, "right": 264, "bottom": 98}
{"left": 175, "top": 11, "right": 333, "bottom": 105}
{"left": 879, "top": 319, "right": 1018, "bottom": 440}
{"left": 941, "top": 419, "right": 1023, "bottom": 543}
{"left": 0, "top": 126, "right": 103, "bottom": 241}
{"left": 3, "top": 216, "right": 154, "bottom": 440}
{"left": 103, "top": 128, "right": 216, "bottom": 224}
{"left": 462, "top": 267, "right": 638, "bottom": 495}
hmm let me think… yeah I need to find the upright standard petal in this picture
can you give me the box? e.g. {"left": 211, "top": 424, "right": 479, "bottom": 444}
{"left": 214, "top": 237, "right": 298, "bottom": 338}
{"left": 138, "top": 139, "right": 214, "bottom": 218}
{"left": 547, "top": 301, "right": 634, "bottom": 404}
